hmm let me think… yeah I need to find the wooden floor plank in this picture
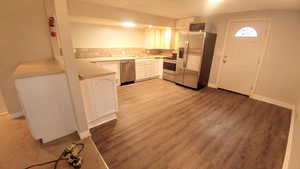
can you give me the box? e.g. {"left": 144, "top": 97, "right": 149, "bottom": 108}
{"left": 91, "top": 79, "right": 291, "bottom": 169}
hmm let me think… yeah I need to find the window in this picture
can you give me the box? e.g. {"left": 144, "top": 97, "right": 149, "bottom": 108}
{"left": 235, "top": 27, "right": 258, "bottom": 38}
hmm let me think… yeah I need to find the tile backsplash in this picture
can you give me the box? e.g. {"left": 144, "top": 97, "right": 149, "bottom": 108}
{"left": 74, "top": 48, "right": 174, "bottom": 58}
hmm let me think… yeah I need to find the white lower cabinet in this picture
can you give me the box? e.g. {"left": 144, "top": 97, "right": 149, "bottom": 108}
{"left": 80, "top": 74, "right": 118, "bottom": 129}
{"left": 135, "top": 59, "right": 163, "bottom": 81}
{"left": 95, "top": 59, "right": 163, "bottom": 83}
{"left": 95, "top": 61, "right": 120, "bottom": 86}
{"left": 15, "top": 73, "right": 77, "bottom": 143}
{"left": 154, "top": 58, "right": 164, "bottom": 78}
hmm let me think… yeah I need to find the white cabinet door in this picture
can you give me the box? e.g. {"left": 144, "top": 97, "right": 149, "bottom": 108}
{"left": 136, "top": 65, "right": 144, "bottom": 81}
{"left": 144, "top": 60, "right": 153, "bottom": 78}
{"left": 152, "top": 59, "right": 164, "bottom": 78}
{"left": 96, "top": 61, "right": 120, "bottom": 86}
{"left": 80, "top": 79, "right": 95, "bottom": 123}
{"left": 158, "top": 59, "right": 164, "bottom": 79}
{"left": 136, "top": 59, "right": 163, "bottom": 81}
{"left": 93, "top": 78, "right": 117, "bottom": 117}
{"left": 80, "top": 74, "right": 118, "bottom": 128}
{"left": 145, "top": 29, "right": 172, "bottom": 49}
{"left": 135, "top": 60, "right": 146, "bottom": 81}
{"left": 152, "top": 59, "right": 158, "bottom": 77}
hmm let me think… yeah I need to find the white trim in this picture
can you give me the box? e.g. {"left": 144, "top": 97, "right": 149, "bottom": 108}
{"left": 208, "top": 83, "right": 217, "bottom": 88}
{"left": 89, "top": 137, "right": 110, "bottom": 169}
{"left": 135, "top": 76, "right": 159, "bottom": 82}
{"left": 78, "top": 130, "right": 91, "bottom": 140}
{"left": 251, "top": 94, "right": 295, "bottom": 110}
{"left": 281, "top": 106, "right": 296, "bottom": 169}
{"left": 88, "top": 113, "right": 117, "bottom": 129}
{"left": 0, "top": 112, "right": 8, "bottom": 116}
{"left": 216, "top": 18, "right": 230, "bottom": 87}
{"left": 10, "top": 112, "right": 25, "bottom": 119}
{"left": 250, "top": 18, "right": 272, "bottom": 96}
{"left": 251, "top": 94, "right": 296, "bottom": 169}
{"left": 216, "top": 18, "right": 271, "bottom": 97}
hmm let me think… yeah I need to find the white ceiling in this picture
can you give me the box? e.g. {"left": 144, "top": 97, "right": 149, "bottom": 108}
{"left": 80, "top": 0, "right": 300, "bottom": 18}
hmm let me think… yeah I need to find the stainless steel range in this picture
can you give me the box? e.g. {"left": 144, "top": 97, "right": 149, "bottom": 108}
{"left": 163, "top": 57, "right": 177, "bottom": 82}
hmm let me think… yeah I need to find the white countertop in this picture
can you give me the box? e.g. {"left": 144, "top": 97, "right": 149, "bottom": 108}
{"left": 75, "top": 60, "right": 115, "bottom": 80}
{"left": 84, "top": 55, "right": 168, "bottom": 63}
{"left": 14, "top": 59, "right": 65, "bottom": 79}
{"left": 14, "top": 59, "right": 116, "bottom": 80}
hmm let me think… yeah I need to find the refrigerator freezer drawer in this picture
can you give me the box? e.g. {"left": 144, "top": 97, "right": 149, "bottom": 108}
{"left": 183, "top": 70, "right": 199, "bottom": 89}
{"left": 175, "top": 67, "right": 184, "bottom": 85}
{"left": 163, "top": 72, "right": 176, "bottom": 82}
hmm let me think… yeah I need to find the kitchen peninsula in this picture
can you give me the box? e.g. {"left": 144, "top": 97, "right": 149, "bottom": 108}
{"left": 14, "top": 59, "right": 118, "bottom": 143}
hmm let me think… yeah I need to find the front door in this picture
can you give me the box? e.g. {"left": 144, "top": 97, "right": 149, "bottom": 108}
{"left": 218, "top": 20, "right": 268, "bottom": 95}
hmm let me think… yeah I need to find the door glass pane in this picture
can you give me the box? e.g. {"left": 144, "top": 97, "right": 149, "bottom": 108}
{"left": 235, "top": 27, "right": 258, "bottom": 38}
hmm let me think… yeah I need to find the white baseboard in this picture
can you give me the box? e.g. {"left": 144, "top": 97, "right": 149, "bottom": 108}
{"left": 89, "top": 137, "right": 110, "bottom": 169}
{"left": 88, "top": 113, "right": 117, "bottom": 129}
{"left": 135, "top": 77, "right": 158, "bottom": 82}
{"left": 10, "top": 112, "right": 25, "bottom": 119}
{"left": 0, "top": 112, "right": 8, "bottom": 116}
{"left": 208, "top": 83, "right": 218, "bottom": 88}
{"left": 251, "top": 94, "right": 295, "bottom": 110}
{"left": 282, "top": 107, "right": 296, "bottom": 169}
{"left": 78, "top": 130, "right": 91, "bottom": 140}
{"left": 251, "top": 94, "right": 296, "bottom": 169}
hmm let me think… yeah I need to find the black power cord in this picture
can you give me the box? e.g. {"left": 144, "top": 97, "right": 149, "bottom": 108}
{"left": 25, "top": 143, "right": 85, "bottom": 169}
{"left": 24, "top": 159, "right": 65, "bottom": 169}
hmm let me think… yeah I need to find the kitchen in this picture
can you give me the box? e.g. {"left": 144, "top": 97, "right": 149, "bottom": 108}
{"left": 71, "top": 18, "right": 216, "bottom": 128}
{"left": 13, "top": 0, "right": 216, "bottom": 142}
{"left": 72, "top": 19, "right": 215, "bottom": 88}
{"left": 2, "top": 0, "right": 300, "bottom": 169}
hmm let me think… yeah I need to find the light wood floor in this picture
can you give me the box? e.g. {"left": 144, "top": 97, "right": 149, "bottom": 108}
{"left": 91, "top": 79, "right": 291, "bottom": 169}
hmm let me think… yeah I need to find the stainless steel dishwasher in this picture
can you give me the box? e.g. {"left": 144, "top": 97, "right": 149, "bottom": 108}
{"left": 120, "top": 60, "right": 136, "bottom": 85}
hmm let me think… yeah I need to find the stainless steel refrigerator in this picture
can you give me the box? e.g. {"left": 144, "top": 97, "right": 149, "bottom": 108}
{"left": 175, "top": 31, "right": 217, "bottom": 89}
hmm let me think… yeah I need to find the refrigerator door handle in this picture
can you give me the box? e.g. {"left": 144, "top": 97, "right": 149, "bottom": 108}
{"left": 183, "top": 41, "right": 189, "bottom": 68}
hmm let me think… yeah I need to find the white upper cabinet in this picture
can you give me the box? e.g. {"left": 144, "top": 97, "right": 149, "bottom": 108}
{"left": 145, "top": 28, "right": 173, "bottom": 49}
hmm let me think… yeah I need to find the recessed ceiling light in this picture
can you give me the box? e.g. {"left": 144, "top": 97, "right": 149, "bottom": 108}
{"left": 121, "top": 22, "right": 136, "bottom": 27}
{"left": 209, "top": 0, "right": 221, "bottom": 3}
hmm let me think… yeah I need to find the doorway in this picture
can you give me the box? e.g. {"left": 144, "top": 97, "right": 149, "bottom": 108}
{"left": 0, "top": 89, "right": 8, "bottom": 114}
{"left": 217, "top": 19, "right": 269, "bottom": 96}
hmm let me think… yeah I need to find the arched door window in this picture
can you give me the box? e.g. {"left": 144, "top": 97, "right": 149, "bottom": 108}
{"left": 235, "top": 27, "right": 258, "bottom": 38}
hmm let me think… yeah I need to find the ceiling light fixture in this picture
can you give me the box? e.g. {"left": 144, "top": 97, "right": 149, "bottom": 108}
{"left": 121, "top": 22, "right": 136, "bottom": 27}
{"left": 209, "top": 0, "right": 221, "bottom": 3}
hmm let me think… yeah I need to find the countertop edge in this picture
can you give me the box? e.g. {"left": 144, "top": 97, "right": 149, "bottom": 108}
{"left": 15, "top": 70, "right": 65, "bottom": 79}
{"left": 79, "top": 72, "right": 116, "bottom": 81}
{"left": 84, "top": 56, "right": 168, "bottom": 63}
{"left": 14, "top": 59, "right": 65, "bottom": 79}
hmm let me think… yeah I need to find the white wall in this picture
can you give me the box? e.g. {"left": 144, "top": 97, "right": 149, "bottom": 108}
{"left": 71, "top": 23, "right": 145, "bottom": 48}
{"left": 203, "top": 10, "right": 300, "bottom": 106}
{"left": 68, "top": 0, "right": 175, "bottom": 27}
{"left": 0, "top": 0, "right": 53, "bottom": 114}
